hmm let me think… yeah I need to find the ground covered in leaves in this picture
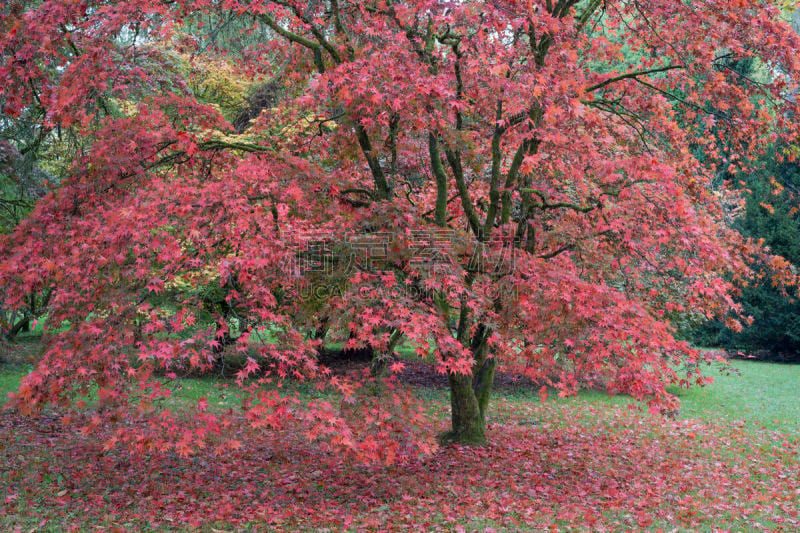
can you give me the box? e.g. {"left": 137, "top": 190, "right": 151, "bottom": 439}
{"left": 2, "top": 398, "right": 799, "bottom": 532}
{"left": 2, "top": 340, "right": 799, "bottom": 531}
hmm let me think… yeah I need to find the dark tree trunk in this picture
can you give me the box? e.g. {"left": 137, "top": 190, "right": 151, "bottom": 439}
{"left": 442, "top": 326, "right": 495, "bottom": 445}
{"left": 446, "top": 372, "right": 486, "bottom": 444}
{"left": 370, "top": 328, "right": 403, "bottom": 378}
{"left": 4, "top": 313, "right": 31, "bottom": 340}
{"left": 1, "top": 288, "right": 47, "bottom": 340}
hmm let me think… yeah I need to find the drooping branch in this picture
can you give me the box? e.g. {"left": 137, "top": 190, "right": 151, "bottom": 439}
{"left": 198, "top": 140, "right": 275, "bottom": 153}
{"left": 446, "top": 148, "right": 482, "bottom": 237}
{"left": 576, "top": 0, "right": 606, "bottom": 32}
{"left": 501, "top": 139, "right": 537, "bottom": 225}
{"left": 633, "top": 77, "right": 729, "bottom": 120}
{"left": 257, "top": 12, "right": 326, "bottom": 72}
{"left": 443, "top": 41, "right": 483, "bottom": 238}
{"left": 259, "top": 5, "right": 390, "bottom": 200}
{"left": 354, "top": 123, "right": 392, "bottom": 200}
{"left": 330, "top": 0, "right": 355, "bottom": 60}
{"left": 584, "top": 64, "right": 684, "bottom": 93}
{"left": 551, "top": 0, "right": 583, "bottom": 18}
{"left": 273, "top": 0, "right": 343, "bottom": 64}
{"left": 523, "top": 188, "right": 602, "bottom": 213}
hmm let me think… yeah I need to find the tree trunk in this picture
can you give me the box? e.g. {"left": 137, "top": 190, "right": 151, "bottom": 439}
{"left": 445, "top": 372, "right": 486, "bottom": 444}
{"left": 369, "top": 328, "right": 403, "bottom": 378}
{"left": 442, "top": 329, "right": 495, "bottom": 445}
{"left": 4, "top": 313, "right": 31, "bottom": 340}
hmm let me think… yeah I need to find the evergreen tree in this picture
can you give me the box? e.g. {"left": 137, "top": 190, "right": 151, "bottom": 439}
{"left": 696, "top": 144, "right": 800, "bottom": 360}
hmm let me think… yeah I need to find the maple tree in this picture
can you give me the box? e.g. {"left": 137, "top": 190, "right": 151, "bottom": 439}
{"left": 2, "top": 0, "right": 800, "bottom": 458}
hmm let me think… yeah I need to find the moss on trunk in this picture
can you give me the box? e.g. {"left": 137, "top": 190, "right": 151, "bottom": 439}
{"left": 441, "top": 371, "right": 486, "bottom": 444}
{"left": 441, "top": 330, "right": 495, "bottom": 446}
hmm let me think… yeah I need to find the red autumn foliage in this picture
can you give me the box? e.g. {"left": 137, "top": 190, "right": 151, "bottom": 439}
{"left": 2, "top": 0, "right": 800, "bottom": 458}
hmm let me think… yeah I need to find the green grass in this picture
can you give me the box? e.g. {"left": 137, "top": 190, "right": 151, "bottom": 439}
{"left": 2, "top": 348, "right": 799, "bottom": 434}
{"left": 0, "top": 365, "right": 26, "bottom": 401}
{"left": 418, "top": 357, "right": 800, "bottom": 435}
{"left": 531, "top": 359, "right": 800, "bottom": 434}
{"left": 0, "top": 363, "right": 331, "bottom": 412}
{"left": 670, "top": 359, "right": 800, "bottom": 432}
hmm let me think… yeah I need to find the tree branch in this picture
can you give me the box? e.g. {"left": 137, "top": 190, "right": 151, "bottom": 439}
{"left": 585, "top": 64, "right": 684, "bottom": 93}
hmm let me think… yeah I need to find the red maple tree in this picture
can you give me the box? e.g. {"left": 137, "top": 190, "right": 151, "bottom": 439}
{"left": 1, "top": 0, "right": 799, "bottom": 460}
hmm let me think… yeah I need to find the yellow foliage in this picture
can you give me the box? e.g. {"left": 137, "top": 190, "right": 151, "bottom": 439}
{"left": 182, "top": 54, "right": 251, "bottom": 121}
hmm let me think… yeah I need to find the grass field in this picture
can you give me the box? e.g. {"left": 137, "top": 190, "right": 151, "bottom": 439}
{"left": 578, "top": 358, "right": 800, "bottom": 434}
{"left": 3, "top": 351, "right": 797, "bottom": 433}
{"left": 1, "top": 340, "right": 799, "bottom": 531}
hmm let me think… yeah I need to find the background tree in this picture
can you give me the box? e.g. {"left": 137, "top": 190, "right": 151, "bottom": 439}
{"left": 687, "top": 5, "right": 800, "bottom": 360}
{"left": 1, "top": 2, "right": 69, "bottom": 339}
{"left": 694, "top": 143, "right": 800, "bottom": 360}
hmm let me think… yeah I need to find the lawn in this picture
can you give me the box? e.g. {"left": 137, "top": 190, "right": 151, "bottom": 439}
{"left": 573, "top": 359, "right": 800, "bottom": 434}
{"left": 1, "top": 342, "right": 799, "bottom": 531}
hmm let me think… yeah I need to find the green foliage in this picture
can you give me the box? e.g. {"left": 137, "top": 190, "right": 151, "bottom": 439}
{"left": 679, "top": 49, "right": 800, "bottom": 360}
{"left": 0, "top": 113, "right": 47, "bottom": 234}
{"left": 695, "top": 144, "right": 800, "bottom": 359}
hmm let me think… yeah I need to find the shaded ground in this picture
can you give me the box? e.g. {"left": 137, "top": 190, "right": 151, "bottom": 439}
{"left": 0, "top": 337, "right": 39, "bottom": 365}
{"left": 323, "top": 355, "right": 537, "bottom": 390}
{"left": 726, "top": 348, "right": 800, "bottom": 363}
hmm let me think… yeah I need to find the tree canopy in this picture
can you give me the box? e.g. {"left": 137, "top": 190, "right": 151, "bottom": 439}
{"left": 2, "top": 0, "right": 800, "bottom": 461}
